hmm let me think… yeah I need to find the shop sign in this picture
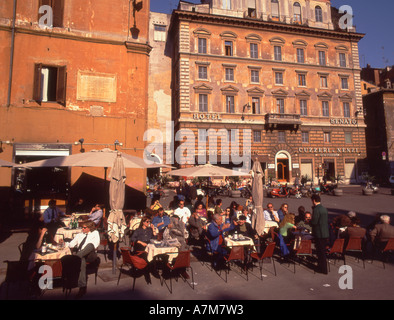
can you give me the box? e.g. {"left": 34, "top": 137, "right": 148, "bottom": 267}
{"left": 298, "top": 147, "right": 360, "bottom": 154}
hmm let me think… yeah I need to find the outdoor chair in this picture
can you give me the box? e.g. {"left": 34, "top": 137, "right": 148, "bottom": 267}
{"left": 292, "top": 239, "right": 313, "bottom": 273}
{"left": 86, "top": 256, "right": 100, "bottom": 285}
{"left": 117, "top": 247, "right": 148, "bottom": 291}
{"left": 380, "top": 238, "right": 394, "bottom": 269}
{"left": 345, "top": 237, "right": 365, "bottom": 269}
{"left": 61, "top": 255, "right": 82, "bottom": 299}
{"left": 223, "top": 246, "right": 248, "bottom": 282}
{"left": 162, "top": 250, "right": 194, "bottom": 294}
{"left": 327, "top": 238, "right": 345, "bottom": 272}
{"left": 250, "top": 241, "right": 277, "bottom": 279}
{"left": 2, "top": 260, "right": 32, "bottom": 300}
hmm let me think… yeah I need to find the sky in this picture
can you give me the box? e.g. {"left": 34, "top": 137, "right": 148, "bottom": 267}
{"left": 150, "top": 0, "right": 394, "bottom": 69}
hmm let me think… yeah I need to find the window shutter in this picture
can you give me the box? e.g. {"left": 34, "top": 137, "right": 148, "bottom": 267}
{"left": 33, "top": 63, "right": 43, "bottom": 103}
{"left": 52, "top": 0, "right": 64, "bottom": 27}
{"left": 56, "top": 65, "right": 67, "bottom": 106}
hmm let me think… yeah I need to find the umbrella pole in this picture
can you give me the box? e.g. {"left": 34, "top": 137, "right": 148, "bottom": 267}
{"left": 112, "top": 241, "right": 117, "bottom": 274}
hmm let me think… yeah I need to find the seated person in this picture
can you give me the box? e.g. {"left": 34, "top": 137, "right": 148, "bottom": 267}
{"left": 277, "top": 203, "right": 289, "bottom": 222}
{"left": 207, "top": 213, "right": 235, "bottom": 268}
{"left": 279, "top": 213, "right": 296, "bottom": 243}
{"left": 263, "top": 203, "right": 280, "bottom": 224}
{"left": 214, "top": 199, "right": 224, "bottom": 215}
{"left": 195, "top": 203, "right": 207, "bottom": 219}
{"left": 165, "top": 215, "right": 188, "bottom": 251}
{"left": 188, "top": 209, "right": 207, "bottom": 244}
{"left": 229, "top": 215, "right": 258, "bottom": 241}
{"left": 67, "top": 221, "right": 100, "bottom": 298}
{"left": 88, "top": 204, "right": 104, "bottom": 226}
{"left": 152, "top": 208, "right": 170, "bottom": 238}
{"left": 296, "top": 211, "right": 312, "bottom": 234}
{"left": 131, "top": 216, "right": 158, "bottom": 254}
{"left": 43, "top": 199, "right": 67, "bottom": 240}
{"left": 370, "top": 215, "right": 394, "bottom": 250}
{"left": 72, "top": 198, "right": 88, "bottom": 213}
{"left": 173, "top": 200, "right": 191, "bottom": 225}
{"left": 150, "top": 199, "right": 163, "bottom": 211}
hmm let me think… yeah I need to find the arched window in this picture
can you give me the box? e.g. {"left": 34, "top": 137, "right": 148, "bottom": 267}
{"left": 315, "top": 6, "right": 323, "bottom": 22}
{"left": 271, "top": 0, "right": 280, "bottom": 19}
{"left": 293, "top": 2, "right": 302, "bottom": 23}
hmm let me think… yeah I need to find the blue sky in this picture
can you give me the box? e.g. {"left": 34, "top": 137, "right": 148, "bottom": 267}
{"left": 151, "top": 0, "right": 394, "bottom": 68}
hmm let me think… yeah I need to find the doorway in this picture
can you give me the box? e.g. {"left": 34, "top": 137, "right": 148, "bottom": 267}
{"left": 277, "top": 159, "right": 289, "bottom": 182}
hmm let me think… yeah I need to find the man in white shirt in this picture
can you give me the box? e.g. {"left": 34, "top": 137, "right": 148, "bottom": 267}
{"left": 263, "top": 203, "right": 280, "bottom": 223}
{"left": 67, "top": 220, "right": 100, "bottom": 297}
{"left": 173, "top": 200, "right": 191, "bottom": 225}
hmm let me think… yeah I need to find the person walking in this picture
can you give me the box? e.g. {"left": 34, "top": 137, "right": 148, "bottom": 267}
{"left": 310, "top": 194, "right": 329, "bottom": 274}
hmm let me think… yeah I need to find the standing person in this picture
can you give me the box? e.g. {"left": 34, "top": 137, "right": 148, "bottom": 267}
{"left": 67, "top": 221, "right": 100, "bottom": 298}
{"left": 310, "top": 194, "right": 329, "bottom": 274}
{"left": 43, "top": 199, "right": 67, "bottom": 242}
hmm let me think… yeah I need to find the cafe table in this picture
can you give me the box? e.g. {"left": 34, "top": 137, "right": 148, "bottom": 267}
{"left": 54, "top": 227, "right": 83, "bottom": 242}
{"left": 145, "top": 241, "right": 179, "bottom": 263}
{"left": 225, "top": 235, "right": 255, "bottom": 249}
{"left": 28, "top": 245, "right": 71, "bottom": 270}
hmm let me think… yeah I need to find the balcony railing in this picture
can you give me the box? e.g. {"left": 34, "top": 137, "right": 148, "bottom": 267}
{"left": 265, "top": 113, "right": 302, "bottom": 129}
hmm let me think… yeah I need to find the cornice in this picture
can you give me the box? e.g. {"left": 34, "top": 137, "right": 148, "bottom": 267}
{"left": 173, "top": 10, "right": 365, "bottom": 42}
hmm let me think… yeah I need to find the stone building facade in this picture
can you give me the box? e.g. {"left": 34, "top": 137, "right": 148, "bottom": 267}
{"left": 0, "top": 0, "right": 152, "bottom": 211}
{"left": 165, "top": 0, "right": 367, "bottom": 184}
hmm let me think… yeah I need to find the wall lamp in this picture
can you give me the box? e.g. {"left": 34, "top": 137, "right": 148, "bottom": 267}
{"left": 0, "top": 140, "right": 11, "bottom": 153}
{"left": 114, "top": 140, "right": 123, "bottom": 151}
{"left": 74, "top": 138, "right": 85, "bottom": 153}
{"left": 241, "top": 103, "right": 251, "bottom": 121}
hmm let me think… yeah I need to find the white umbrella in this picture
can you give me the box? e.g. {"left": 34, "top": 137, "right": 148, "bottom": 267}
{"left": 107, "top": 153, "right": 127, "bottom": 274}
{"left": 251, "top": 159, "right": 265, "bottom": 236}
{"left": 21, "top": 148, "right": 167, "bottom": 169}
{"left": 168, "top": 163, "right": 251, "bottom": 178}
{"left": 0, "top": 159, "right": 17, "bottom": 167}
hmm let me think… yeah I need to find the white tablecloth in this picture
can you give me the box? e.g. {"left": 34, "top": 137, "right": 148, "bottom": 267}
{"left": 145, "top": 243, "right": 178, "bottom": 263}
{"left": 54, "top": 227, "right": 82, "bottom": 242}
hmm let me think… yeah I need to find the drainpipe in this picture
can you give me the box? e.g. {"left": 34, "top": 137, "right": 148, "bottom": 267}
{"left": 7, "top": 0, "right": 17, "bottom": 108}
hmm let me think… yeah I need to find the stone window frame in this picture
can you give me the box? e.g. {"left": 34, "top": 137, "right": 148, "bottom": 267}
{"left": 220, "top": 31, "right": 238, "bottom": 57}
{"left": 193, "top": 28, "right": 212, "bottom": 54}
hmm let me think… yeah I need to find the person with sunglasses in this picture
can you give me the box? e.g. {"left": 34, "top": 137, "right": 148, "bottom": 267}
{"left": 67, "top": 221, "right": 100, "bottom": 298}
{"left": 131, "top": 216, "right": 158, "bottom": 253}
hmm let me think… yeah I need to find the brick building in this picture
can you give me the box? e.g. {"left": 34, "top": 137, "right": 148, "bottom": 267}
{"left": 0, "top": 0, "right": 152, "bottom": 214}
{"left": 162, "top": 0, "right": 367, "bottom": 184}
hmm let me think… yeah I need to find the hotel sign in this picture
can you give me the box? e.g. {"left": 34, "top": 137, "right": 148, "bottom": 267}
{"left": 330, "top": 118, "right": 358, "bottom": 125}
{"left": 193, "top": 113, "right": 222, "bottom": 121}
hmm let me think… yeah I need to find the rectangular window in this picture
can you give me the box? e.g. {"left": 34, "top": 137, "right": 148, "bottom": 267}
{"left": 298, "top": 74, "right": 306, "bottom": 86}
{"left": 198, "top": 38, "right": 207, "bottom": 54}
{"left": 343, "top": 102, "right": 351, "bottom": 118}
{"left": 225, "top": 68, "right": 234, "bottom": 81}
{"left": 339, "top": 53, "right": 347, "bottom": 67}
{"left": 341, "top": 77, "right": 349, "bottom": 90}
{"left": 33, "top": 63, "right": 67, "bottom": 106}
{"left": 252, "top": 97, "right": 260, "bottom": 114}
{"left": 198, "top": 66, "right": 207, "bottom": 80}
{"left": 302, "top": 131, "right": 309, "bottom": 143}
{"left": 345, "top": 132, "right": 352, "bottom": 144}
{"left": 222, "top": 0, "right": 232, "bottom": 10}
{"left": 153, "top": 25, "right": 167, "bottom": 42}
{"left": 322, "top": 101, "right": 329, "bottom": 117}
{"left": 274, "top": 46, "right": 282, "bottom": 61}
{"left": 199, "top": 94, "right": 208, "bottom": 112}
{"left": 278, "top": 131, "right": 286, "bottom": 143}
{"left": 272, "top": 0, "right": 280, "bottom": 18}
{"left": 253, "top": 130, "right": 261, "bottom": 143}
{"left": 38, "top": 0, "right": 64, "bottom": 28}
{"left": 320, "top": 75, "right": 328, "bottom": 88}
{"left": 297, "top": 48, "right": 305, "bottom": 63}
{"left": 277, "top": 98, "right": 285, "bottom": 114}
{"left": 319, "top": 51, "right": 326, "bottom": 66}
{"left": 275, "top": 72, "right": 283, "bottom": 85}
{"left": 324, "top": 132, "right": 331, "bottom": 143}
{"left": 226, "top": 95, "right": 235, "bottom": 113}
{"left": 250, "top": 43, "right": 258, "bottom": 59}
{"left": 225, "top": 41, "right": 233, "bottom": 56}
{"left": 251, "top": 69, "right": 259, "bottom": 83}
{"left": 300, "top": 100, "right": 308, "bottom": 116}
